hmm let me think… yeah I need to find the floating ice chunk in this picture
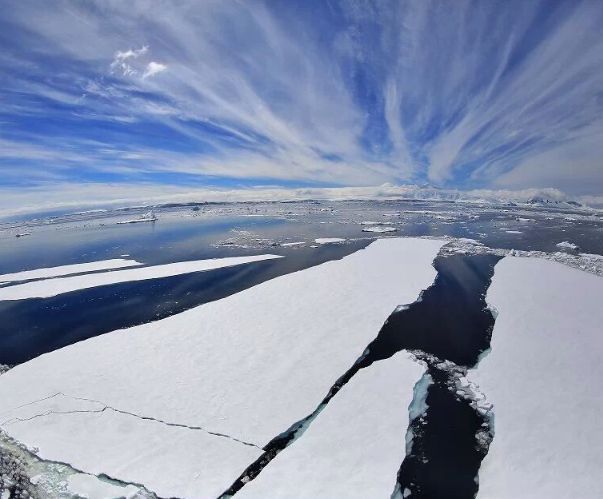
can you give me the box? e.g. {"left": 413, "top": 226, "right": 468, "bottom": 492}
{"left": 237, "top": 352, "right": 424, "bottom": 499}
{"left": 0, "top": 258, "right": 142, "bottom": 283}
{"left": 314, "top": 237, "right": 346, "bottom": 244}
{"left": 504, "top": 230, "right": 522, "bottom": 234}
{"left": 362, "top": 226, "right": 397, "bottom": 233}
{"left": 473, "top": 257, "right": 603, "bottom": 498}
{"left": 280, "top": 241, "right": 305, "bottom": 247}
{"left": 0, "top": 254, "right": 282, "bottom": 300}
{"left": 556, "top": 241, "right": 579, "bottom": 250}
{"left": 0, "top": 238, "right": 445, "bottom": 495}
{"left": 116, "top": 211, "right": 157, "bottom": 224}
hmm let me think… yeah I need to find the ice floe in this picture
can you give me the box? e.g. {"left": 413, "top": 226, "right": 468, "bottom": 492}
{"left": 361, "top": 226, "right": 397, "bottom": 233}
{"left": 0, "top": 258, "right": 142, "bottom": 284}
{"left": 473, "top": 257, "right": 603, "bottom": 498}
{"left": 314, "top": 237, "right": 346, "bottom": 244}
{"left": 0, "top": 237, "right": 445, "bottom": 496}
{"left": 0, "top": 254, "right": 282, "bottom": 300}
{"left": 237, "top": 352, "right": 424, "bottom": 499}
{"left": 556, "top": 240, "right": 579, "bottom": 250}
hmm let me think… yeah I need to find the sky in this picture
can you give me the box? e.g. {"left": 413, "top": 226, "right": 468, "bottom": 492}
{"left": 1, "top": 0, "right": 602, "bottom": 213}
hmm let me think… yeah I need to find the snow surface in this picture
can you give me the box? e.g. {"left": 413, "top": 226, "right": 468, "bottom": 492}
{"left": 0, "top": 258, "right": 141, "bottom": 283}
{"left": 0, "top": 237, "right": 444, "bottom": 496}
{"left": 314, "top": 237, "right": 346, "bottom": 244}
{"left": 0, "top": 254, "right": 282, "bottom": 300}
{"left": 4, "top": 406, "right": 260, "bottom": 498}
{"left": 473, "top": 257, "right": 603, "bottom": 499}
{"left": 237, "top": 352, "right": 424, "bottom": 499}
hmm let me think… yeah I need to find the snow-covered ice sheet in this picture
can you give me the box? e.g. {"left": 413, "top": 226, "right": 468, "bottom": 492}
{"left": 237, "top": 352, "right": 424, "bottom": 499}
{"left": 0, "top": 254, "right": 282, "bottom": 300}
{"left": 4, "top": 405, "right": 260, "bottom": 498}
{"left": 473, "top": 257, "right": 603, "bottom": 499}
{"left": 0, "top": 237, "right": 444, "bottom": 496}
{"left": 0, "top": 258, "right": 141, "bottom": 283}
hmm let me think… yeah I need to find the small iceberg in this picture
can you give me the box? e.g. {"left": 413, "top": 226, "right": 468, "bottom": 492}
{"left": 116, "top": 211, "right": 158, "bottom": 225}
{"left": 362, "top": 226, "right": 397, "bottom": 233}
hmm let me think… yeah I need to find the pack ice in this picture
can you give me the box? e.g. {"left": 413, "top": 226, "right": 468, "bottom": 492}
{"left": 473, "top": 257, "right": 603, "bottom": 499}
{"left": 0, "top": 237, "right": 444, "bottom": 498}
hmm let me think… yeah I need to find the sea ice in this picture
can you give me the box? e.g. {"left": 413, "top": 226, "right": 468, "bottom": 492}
{"left": 0, "top": 258, "right": 141, "bottom": 284}
{"left": 0, "top": 237, "right": 445, "bottom": 496}
{"left": 314, "top": 237, "right": 346, "bottom": 244}
{"left": 473, "top": 257, "right": 603, "bottom": 498}
{"left": 556, "top": 240, "right": 578, "bottom": 250}
{"left": 237, "top": 352, "right": 424, "bottom": 499}
{"left": 361, "top": 226, "right": 397, "bottom": 233}
{"left": 4, "top": 407, "right": 260, "bottom": 498}
{"left": 0, "top": 254, "right": 282, "bottom": 300}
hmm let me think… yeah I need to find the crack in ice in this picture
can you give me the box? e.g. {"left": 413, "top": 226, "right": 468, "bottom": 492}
{"left": 1, "top": 392, "right": 262, "bottom": 450}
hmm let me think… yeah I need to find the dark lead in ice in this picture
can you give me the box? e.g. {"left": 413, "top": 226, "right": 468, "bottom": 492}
{"left": 220, "top": 252, "right": 501, "bottom": 498}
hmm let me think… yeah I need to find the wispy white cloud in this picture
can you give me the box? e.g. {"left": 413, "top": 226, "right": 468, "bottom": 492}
{"left": 110, "top": 45, "right": 148, "bottom": 76}
{"left": 142, "top": 61, "right": 167, "bottom": 79}
{"left": 0, "top": 0, "right": 602, "bottom": 204}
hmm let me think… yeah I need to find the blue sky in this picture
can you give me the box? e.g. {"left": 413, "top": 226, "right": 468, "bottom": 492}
{"left": 1, "top": 0, "right": 602, "bottom": 211}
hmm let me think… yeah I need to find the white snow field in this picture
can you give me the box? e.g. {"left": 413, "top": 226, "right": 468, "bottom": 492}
{"left": 0, "top": 237, "right": 444, "bottom": 497}
{"left": 237, "top": 352, "right": 424, "bottom": 499}
{"left": 0, "top": 254, "right": 282, "bottom": 300}
{"left": 473, "top": 257, "right": 603, "bottom": 499}
{"left": 0, "top": 258, "right": 141, "bottom": 283}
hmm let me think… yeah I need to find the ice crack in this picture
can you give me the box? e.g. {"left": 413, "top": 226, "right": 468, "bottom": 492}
{"left": 1, "top": 392, "right": 262, "bottom": 450}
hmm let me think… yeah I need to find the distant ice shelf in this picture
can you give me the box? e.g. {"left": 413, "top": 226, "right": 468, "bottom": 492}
{"left": 472, "top": 256, "right": 603, "bottom": 498}
{"left": 0, "top": 258, "right": 142, "bottom": 283}
{"left": 0, "top": 237, "right": 445, "bottom": 497}
{"left": 0, "top": 254, "right": 282, "bottom": 300}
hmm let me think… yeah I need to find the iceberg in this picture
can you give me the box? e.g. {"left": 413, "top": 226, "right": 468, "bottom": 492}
{"left": 314, "top": 237, "right": 346, "bottom": 244}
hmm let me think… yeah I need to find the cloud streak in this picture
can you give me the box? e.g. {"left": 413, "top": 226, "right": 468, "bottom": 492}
{"left": 0, "top": 0, "right": 601, "bottom": 209}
